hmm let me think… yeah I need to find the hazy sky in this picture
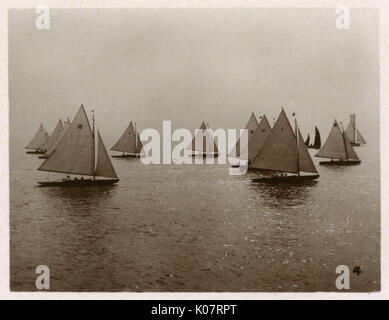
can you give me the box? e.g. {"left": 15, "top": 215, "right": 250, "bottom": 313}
{"left": 9, "top": 8, "right": 379, "bottom": 148}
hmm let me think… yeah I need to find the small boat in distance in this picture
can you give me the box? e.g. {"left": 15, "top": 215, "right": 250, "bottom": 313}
{"left": 315, "top": 120, "right": 360, "bottom": 165}
{"left": 345, "top": 114, "right": 366, "bottom": 146}
{"left": 190, "top": 121, "right": 219, "bottom": 158}
{"left": 250, "top": 109, "right": 319, "bottom": 182}
{"left": 308, "top": 126, "right": 321, "bottom": 149}
{"left": 305, "top": 134, "right": 310, "bottom": 147}
{"left": 39, "top": 118, "right": 71, "bottom": 159}
{"left": 25, "top": 123, "right": 49, "bottom": 154}
{"left": 111, "top": 121, "right": 144, "bottom": 158}
{"left": 38, "top": 105, "right": 119, "bottom": 186}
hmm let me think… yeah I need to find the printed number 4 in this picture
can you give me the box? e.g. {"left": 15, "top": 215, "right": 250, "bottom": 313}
{"left": 352, "top": 266, "right": 362, "bottom": 276}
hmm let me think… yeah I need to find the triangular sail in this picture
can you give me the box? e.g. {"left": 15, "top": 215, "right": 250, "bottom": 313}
{"left": 305, "top": 134, "right": 310, "bottom": 146}
{"left": 136, "top": 133, "right": 144, "bottom": 154}
{"left": 40, "top": 119, "right": 64, "bottom": 151}
{"left": 241, "top": 115, "right": 271, "bottom": 161}
{"left": 250, "top": 109, "right": 298, "bottom": 173}
{"left": 316, "top": 120, "right": 359, "bottom": 160}
{"left": 25, "top": 123, "right": 49, "bottom": 150}
{"left": 111, "top": 122, "right": 137, "bottom": 154}
{"left": 313, "top": 126, "right": 321, "bottom": 148}
{"left": 38, "top": 105, "right": 95, "bottom": 176}
{"left": 95, "top": 130, "right": 118, "bottom": 179}
{"left": 297, "top": 129, "right": 318, "bottom": 173}
{"left": 344, "top": 114, "right": 357, "bottom": 144}
{"left": 356, "top": 129, "right": 367, "bottom": 144}
{"left": 231, "top": 113, "right": 258, "bottom": 157}
{"left": 45, "top": 119, "right": 71, "bottom": 156}
{"left": 191, "top": 121, "right": 218, "bottom": 153}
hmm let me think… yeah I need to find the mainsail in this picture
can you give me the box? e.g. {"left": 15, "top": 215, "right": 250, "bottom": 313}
{"left": 45, "top": 118, "right": 71, "bottom": 156}
{"left": 25, "top": 123, "right": 49, "bottom": 150}
{"left": 316, "top": 120, "right": 359, "bottom": 160}
{"left": 345, "top": 114, "right": 366, "bottom": 145}
{"left": 241, "top": 115, "right": 271, "bottom": 161}
{"left": 111, "top": 121, "right": 137, "bottom": 154}
{"left": 250, "top": 109, "right": 317, "bottom": 174}
{"left": 191, "top": 121, "right": 218, "bottom": 153}
{"left": 231, "top": 112, "right": 258, "bottom": 157}
{"left": 95, "top": 130, "right": 118, "bottom": 178}
{"left": 40, "top": 119, "right": 64, "bottom": 151}
{"left": 313, "top": 126, "right": 321, "bottom": 148}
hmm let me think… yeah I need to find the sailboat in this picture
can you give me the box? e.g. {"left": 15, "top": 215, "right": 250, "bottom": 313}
{"left": 38, "top": 119, "right": 64, "bottom": 158}
{"left": 25, "top": 123, "right": 49, "bottom": 154}
{"left": 230, "top": 112, "right": 258, "bottom": 158}
{"left": 39, "top": 118, "right": 71, "bottom": 159}
{"left": 308, "top": 126, "right": 321, "bottom": 149}
{"left": 305, "top": 134, "right": 310, "bottom": 147}
{"left": 345, "top": 114, "right": 366, "bottom": 146}
{"left": 315, "top": 120, "right": 360, "bottom": 165}
{"left": 190, "top": 121, "right": 219, "bottom": 157}
{"left": 111, "top": 121, "right": 144, "bottom": 158}
{"left": 249, "top": 109, "right": 319, "bottom": 182}
{"left": 37, "top": 105, "right": 119, "bottom": 186}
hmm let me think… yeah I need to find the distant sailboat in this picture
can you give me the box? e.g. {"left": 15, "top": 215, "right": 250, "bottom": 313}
{"left": 230, "top": 112, "right": 258, "bottom": 158}
{"left": 305, "top": 134, "right": 310, "bottom": 147}
{"left": 37, "top": 119, "right": 64, "bottom": 158}
{"left": 38, "top": 105, "right": 119, "bottom": 186}
{"left": 345, "top": 114, "right": 366, "bottom": 146}
{"left": 190, "top": 121, "right": 219, "bottom": 157}
{"left": 39, "top": 118, "right": 71, "bottom": 159}
{"left": 25, "top": 123, "right": 49, "bottom": 154}
{"left": 308, "top": 126, "right": 321, "bottom": 149}
{"left": 250, "top": 109, "right": 319, "bottom": 182}
{"left": 315, "top": 120, "right": 360, "bottom": 165}
{"left": 111, "top": 121, "right": 144, "bottom": 158}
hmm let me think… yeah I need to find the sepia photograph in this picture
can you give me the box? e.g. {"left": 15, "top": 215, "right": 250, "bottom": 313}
{"left": 8, "top": 5, "right": 380, "bottom": 293}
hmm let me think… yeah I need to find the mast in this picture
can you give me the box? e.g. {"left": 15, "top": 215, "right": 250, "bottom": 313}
{"left": 92, "top": 110, "right": 96, "bottom": 181}
{"left": 294, "top": 114, "right": 300, "bottom": 176}
{"left": 340, "top": 122, "right": 349, "bottom": 160}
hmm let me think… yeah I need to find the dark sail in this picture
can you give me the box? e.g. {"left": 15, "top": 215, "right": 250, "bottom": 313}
{"left": 313, "top": 126, "right": 321, "bottom": 148}
{"left": 305, "top": 134, "right": 310, "bottom": 146}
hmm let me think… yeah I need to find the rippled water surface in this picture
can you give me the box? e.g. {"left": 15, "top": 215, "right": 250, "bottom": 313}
{"left": 10, "top": 143, "right": 380, "bottom": 292}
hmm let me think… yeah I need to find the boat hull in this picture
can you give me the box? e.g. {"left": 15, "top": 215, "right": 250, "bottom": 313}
{"left": 26, "top": 150, "right": 46, "bottom": 154}
{"left": 252, "top": 174, "right": 320, "bottom": 183}
{"left": 308, "top": 146, "right": 320, "bottom": 149}
{"left": 38, "top": 179, "right": 119, "bottom": 187}
{"left": 191, "top": 153, "right": 219, "bottom": 158}
{"left": 319, "top": 160, "right": 361, "bottom": 166}
{"left": 350, "top": 142, "right": 361, "bottom": 147}
{"left": 111, "top": 154, "right": 141, "bottom": 158}
{"left": 38, "top": 154, "right": 49, "bottom": 159}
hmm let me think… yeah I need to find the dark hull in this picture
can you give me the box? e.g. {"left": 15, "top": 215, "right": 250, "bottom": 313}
{"left": 350, "top": 142, "right": 361, "bottom": 147}
{"left": 252, "top": 174, "right": 319, "bottom": 183}
{"left": 191, "top": 153, "right": 219, "bottom": 158}
{"left": 38, "top": 155, "right": 49, "bottom": 159}
{"left": 319, "top": 159, "right": 361, "bottom": 166}
{"left": 308, "top": 146, "right": 320, "bottom": 149}
{"left": 26, "top": 150, "right": 46, "bottom": 154}
{"left": 111, "top": 154, "right": 141, "bottom": 158}
{"left": 38, "top": 179, "right": 119, "bottom": 187}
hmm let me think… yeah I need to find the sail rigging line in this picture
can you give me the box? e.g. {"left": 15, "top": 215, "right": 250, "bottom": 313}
{"left": 294, "top": 116, "right": 300, "bottom": 176}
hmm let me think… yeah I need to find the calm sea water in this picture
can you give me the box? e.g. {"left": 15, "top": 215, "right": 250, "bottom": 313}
{"left": 10, "top": 140, "right": 380, "bottom": 292}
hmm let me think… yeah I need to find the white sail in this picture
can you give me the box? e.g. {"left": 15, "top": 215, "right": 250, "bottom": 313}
{"left": 95, "top": 130, "right": 118, "bottom": 179}
{"left": 111, "top": 122, "right": 137, "bottom": 154}
{"left": 316, "top": 120, "right": 359, "bottom": 160}
{"left": 40, "top": 119, "right": 64, "bottom": 151}
{"left": 250, "top": 109, "right": 298, "bottom": 173}
{"left": 25, "top": 123, "right": 49, "bottom": 150}
{"left": 38, "top": 105, "right": 95, "bottom": 176}
{"left": 356, "top": 129, "right": 367, "bottom": 144}
{"left": 230, "top": 112, "right": 258, "bottom": 157}
{"left": 345, "top": 114, "right": 356, "bottom": 144}
{"left": 191, "top": 121, "right": 218, "bottom": 153}
{"left": 242, "top": 115, "right": 271, "bottom": 161}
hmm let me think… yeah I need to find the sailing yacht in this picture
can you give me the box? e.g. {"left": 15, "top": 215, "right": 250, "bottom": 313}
{"left": 345, "top": 114, "right": 366, "bottom": 146}
{"left": 190, "top": 121, "right": 219, "bottom": 157}
{"left": 39, "top": 118, "right": 71, "bottom": 159}
{"left": 37, "top": 105, "right": 119, "bottom": 186}
{"left": 315, "top": 120, "right": 360, "bottom": 165}
{"left": 308, "top": 126, "right": 321, "bottom": 149}
{"left": 111, "top": 121, "right": 144, "bottom": 158}
{"left": 230, "top": 112, "right": 258, "bottom": 158}
{"left": 249, "top": 109, "right": 319, "bottom": 182}
{"left": 25, "top": 123, "right": 49, "bottom": 154}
